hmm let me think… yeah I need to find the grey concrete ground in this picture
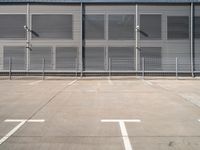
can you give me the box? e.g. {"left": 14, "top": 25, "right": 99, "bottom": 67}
{"left": 0, "top": 77, "right": 200, "bottom": 150}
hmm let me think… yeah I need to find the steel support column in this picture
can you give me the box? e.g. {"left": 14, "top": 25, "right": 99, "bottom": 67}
{"left": 191, "top": 2, "right": 194, "bottom": 77}
{"left": 80, "top": 1, "right": 83, "bottom": 77}
{"left": 135, "top": 4, "right": 139, "bottom": 72}
{"left": 26, "top": 3, "right": 30, "bottom": 72}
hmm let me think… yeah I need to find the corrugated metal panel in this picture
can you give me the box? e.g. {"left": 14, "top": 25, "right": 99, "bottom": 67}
{"left": 56, "top": 47, "right": 78, "bottom": 71}
{"left": 0, "top": 0, "right": 198, "bottom": 3}
{"left": 108, "top": 47, "right": 135, "bottom": 71}
{"left": 30, "top": 47, "right": 53, "bottom": 70}
{"left": 84, "top": 47, "right": 105, "bottom": 71}
{"left": 3, "top": 46, "right": 26, "bottom": 70}
{"left": 140, "top": 47, "right": 162, "bottom": 71}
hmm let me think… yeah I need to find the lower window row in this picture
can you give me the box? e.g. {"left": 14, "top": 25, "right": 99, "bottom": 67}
{"left": 2, "top": 46, "right": 193, "bottom": 71}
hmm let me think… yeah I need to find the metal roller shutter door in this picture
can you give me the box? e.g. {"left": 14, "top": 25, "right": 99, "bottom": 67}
{"left": 56, "top": 47, "right": 78, "bottom": 71}
{"left": 108, "top": 47, "right": 135, "bottom": 71}
{"left": 84, "top": 47, "right": 105, "bottom": 71}
{"left": 30, "top": 47, "right": 53, "bottom": 70}
{"left": 3, "top": 46, "right": 26, "bottom": 70}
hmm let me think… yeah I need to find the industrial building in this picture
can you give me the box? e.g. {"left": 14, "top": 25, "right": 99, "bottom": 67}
{"left": 0, "top": 0, "right": 199, "bottom": 76}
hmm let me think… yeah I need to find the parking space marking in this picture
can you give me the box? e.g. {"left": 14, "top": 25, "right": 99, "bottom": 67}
{"left": 28, "top": 80, "right": 42, "bottom": 85}
{"left": 0, "top": 119, "right": 45, "bottom": 145}
{"left": 101, "top": 119, "right": 141, "bottom": 150}
{"left": 143, "top": 80, "right": 153, "bottom": 86}
{"left": 67, "top": 80, "right": 77, "bottom": 86}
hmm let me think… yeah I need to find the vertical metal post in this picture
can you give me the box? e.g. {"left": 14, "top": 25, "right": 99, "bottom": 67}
{"left": 135, "top": 4, "right": 139, "bottom": 72}
{"left": 109, "top": 58, "right": 111, "bottom": 79}
{"left": 42, "top": 57, "right": 45, "bottom": 80}
{"left": 80, "top": 1, "right": 83, "bottom": 77}
{"left": 191, "top": 2, "right": 194, "bottom": 77}
{"left": 9, "top": 57, "right": 12, "bottom": 80}
{"left": 176, "top": 57, "right": 178, "bottom": 79}
{"left": 142, "top": 57, "right": 144, "bottom": 79}
{"left": 75, "top": 58, "right": 78, "bottom": 78}
{"left": 26, "top": 3, "right": 30, "bottom": 74}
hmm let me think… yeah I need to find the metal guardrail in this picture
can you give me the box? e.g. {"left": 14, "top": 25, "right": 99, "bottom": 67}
{"left": 1, "top": 56, "right": 200, "bottom": 80}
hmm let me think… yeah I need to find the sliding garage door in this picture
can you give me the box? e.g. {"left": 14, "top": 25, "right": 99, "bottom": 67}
{"left": 140, "top": 47, "right": 162, "bottom": 71}
{"left": 84, "top": 47, "right": 105, "bottom": 71}
{"left": 3, "top": 46, "right": 26, "bottom": 70}
{"left": 108, "top": 47, "right": 135, "bottom": 71}
{"left": 56, "top": 47, "right": 78, "bottom": 71}
{"left": 30, "top": 47, "right": 53, "bottom": 70}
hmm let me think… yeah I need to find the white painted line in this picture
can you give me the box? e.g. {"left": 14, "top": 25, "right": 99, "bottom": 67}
{"left": 0, "top": 119, "right": 45, "bottom": 145}
{"left": 179, "top": 93, "right": 200, "bottom": 108}
{"left": 143, "top": 80, "right": 153, "bottom": 86}
{"left": 28, "top": 80, "right": 42, "bottom": 85}
{"left": 102, "top": 119, "right": 141, "bottom": 123}
{"left": 198, "top": 119, "right": 200, "bottom": 122}
{"left": 0, "top": 120, "right": 26, "bottom": 145}
{"left": 28, "top": 119, "right": 45, "bottom": 123}
{"left": 67, "top": 80, "right": 77, "bottom": 86}
{"left": 101, "top": 119, "right": 141, "bottom": 150}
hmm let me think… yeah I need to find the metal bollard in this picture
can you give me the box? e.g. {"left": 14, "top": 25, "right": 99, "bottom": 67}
{"left": 9, "top": 57, "right": 12, "bottom": 80}
{"left": 42, "top": 57, "right": 45, "bottom": 80}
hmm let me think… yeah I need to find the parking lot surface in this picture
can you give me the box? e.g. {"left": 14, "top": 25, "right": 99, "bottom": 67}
{"left": 0, "top": 77, "right": 200, "bottom": 150}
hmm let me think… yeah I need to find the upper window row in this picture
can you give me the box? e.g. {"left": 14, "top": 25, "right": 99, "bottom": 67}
{"left": 0, "top": 14, "right": 199, "bottom": 40}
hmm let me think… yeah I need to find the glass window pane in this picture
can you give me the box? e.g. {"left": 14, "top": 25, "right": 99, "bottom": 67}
{"left": 108, "top": 15, "right": 135, "bottom": 40}
{"left": 84, "top": 15, "right": 105, "bottom": 40}
{"left": 167, "top": 16, "right": 189, "bottom": 39}
{"left": 140, "top": 14, "right": 161, "bottom": 40}
{"left": 0, "top": 15, "right": 26, "bottom": 39}
{"left": 32, "top": 15, "right": 73, "bottom": 39}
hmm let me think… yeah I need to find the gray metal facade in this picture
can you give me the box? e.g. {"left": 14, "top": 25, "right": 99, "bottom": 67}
{"left": 0, "top": 2, "right": 199, "bottom": 74}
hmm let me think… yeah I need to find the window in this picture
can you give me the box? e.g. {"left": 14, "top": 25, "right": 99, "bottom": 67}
{"left": 140, "top": 47, "right": 162, "bottom": 71}
{"left": 56, "top": 47, "right": 78, "bottom": 70}
{"left": 108, "top": 15, "right": 135, "bottom": 40}
{"left": 84, "top": 15, "right": 105, "bottom": 40}
{"left": 108, "top": 47, "right": 135, "bottom": 71}
{"left": 167, "top": 16, "right": 189, "bottom": 39}
{"left": 3, "top": 46, "right": 26, "bottom": 70}
{"left": 84, "top": 47, "right": 105, "bottom": 71}
{"left": 194, "top": 17, "right": 200, "bottom": 39}
{"left": 30, "top": 47, "right": 53, "bottom": 70}
{"left": 140, "top": 14, "right": 161, "bottom": 40}
{"left": 32, "top": 15, "right": 73, "bottom": 39}
{"left": 0, "top": 15, "right": 26, "bottom": 39}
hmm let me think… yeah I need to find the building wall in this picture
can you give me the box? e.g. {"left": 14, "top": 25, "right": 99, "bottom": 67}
{"left": 0, "top": 3, "right": 196, "bottom": 73}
